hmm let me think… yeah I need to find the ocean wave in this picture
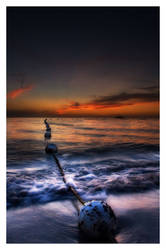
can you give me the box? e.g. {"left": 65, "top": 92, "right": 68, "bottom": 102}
{"left": 7, "top": 155, "right": 159, "bottom": 209}
{"left": 7, "top": 139, "right": 159, "bottom": 167}
{"left": 7, "top": 117, "right": 159, "bottom": 209}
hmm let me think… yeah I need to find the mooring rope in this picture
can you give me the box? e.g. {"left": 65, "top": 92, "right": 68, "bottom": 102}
{"left": 52, "top": 153, "right": 85, "bottom": 205}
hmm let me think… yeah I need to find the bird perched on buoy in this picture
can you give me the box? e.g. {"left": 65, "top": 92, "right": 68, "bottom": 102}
{"left": 44, "top": 119, "right": 51, "bottom": 138}
{"left": 44, "top": 118, "right": 51, "bottom": 131}
{"left": 78, "top": 200, "right": 116, "bottom": 240}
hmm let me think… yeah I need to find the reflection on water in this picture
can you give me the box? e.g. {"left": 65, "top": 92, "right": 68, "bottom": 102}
{"left": 7, "top": 117, "right": 159, "bottom": 145}
{"left": 107, "top": 190, "right": 159, "bottom": 213}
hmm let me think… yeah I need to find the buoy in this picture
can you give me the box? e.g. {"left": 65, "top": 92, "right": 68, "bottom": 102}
{"left": 44, "top": 118, "right": 51, "bottom": 131}
{"left": 78, "top": 200, "right": 116, "bottom": 240}
{"left": 44, "top": 118, "right": 48, "bottom": 126}
{"left": 44, "top": 131, "right": 51, "bottom": 138}
{"left": 46, "top": 126, "right": 51, "bottom": 131}
{"left": 45, "top": 143, "right": 58, "bottom": 154}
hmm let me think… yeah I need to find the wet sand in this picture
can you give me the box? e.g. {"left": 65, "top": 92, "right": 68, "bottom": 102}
{"left": 7, "top": 192, "right": 159, "bottom": 244}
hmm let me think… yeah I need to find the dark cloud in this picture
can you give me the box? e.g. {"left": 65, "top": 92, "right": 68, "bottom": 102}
{"left": 136, "top": 85, "right": 159, "bottom": 92}
{"left": 92, "top": 91, "right": 159, "bottom": 107}
{"left": 70, "top": 102, "right": 80, "bottom": 108}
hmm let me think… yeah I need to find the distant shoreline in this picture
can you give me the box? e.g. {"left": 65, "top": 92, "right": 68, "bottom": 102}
{"left": 7, "top": 115, "right": 159, "bottom": 119}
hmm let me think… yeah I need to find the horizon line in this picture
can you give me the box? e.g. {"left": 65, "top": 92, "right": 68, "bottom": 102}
{"left": 7, "top": 114, "right": 159, "bottom": 119}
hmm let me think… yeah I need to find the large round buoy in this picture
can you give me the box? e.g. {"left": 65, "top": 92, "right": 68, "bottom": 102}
{"left": 78, "top": 200, "right": 116, "bottom": 240}
{"left": 45, "top": 143, "right": 58, "bottom": 154}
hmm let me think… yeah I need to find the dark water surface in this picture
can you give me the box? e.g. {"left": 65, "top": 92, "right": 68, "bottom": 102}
{"left": 7, "top": 117, "right": 159, "bottom": 243}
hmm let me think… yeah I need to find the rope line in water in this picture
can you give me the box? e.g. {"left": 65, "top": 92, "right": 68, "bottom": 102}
{"left": 52, "top": 153, "right": 85, "bottom": 205}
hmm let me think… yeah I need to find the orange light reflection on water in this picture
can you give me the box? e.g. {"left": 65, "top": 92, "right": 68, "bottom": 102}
{"left": 7, "top": 117, "right": 159, "bottom": 151}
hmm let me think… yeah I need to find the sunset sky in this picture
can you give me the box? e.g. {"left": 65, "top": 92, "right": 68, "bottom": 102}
{"left": 7, "top": 7, "right": 159, "bottom": 117}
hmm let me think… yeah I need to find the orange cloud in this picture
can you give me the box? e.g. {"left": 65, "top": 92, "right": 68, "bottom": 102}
{"left": 7, "top": 84, "right": 35, "bottom": 99}
{"left": 56, "top": 90, "right": 159, "bottom": 116}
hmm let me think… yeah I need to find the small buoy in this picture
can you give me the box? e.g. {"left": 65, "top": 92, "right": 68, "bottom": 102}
{"left": 79, "top": 200, "right": 116, "bottom": 240}
{"left": 46, "top": 126, "right": 51, "bottom": 132}
{"left": 44, "top": 131, "right": 51, "bottom": 138}
{"left": 45, "top": 143, "right": 58, "bottom": 154}
{"left": 44, "top": 119, "right": 51, "bottom": 130}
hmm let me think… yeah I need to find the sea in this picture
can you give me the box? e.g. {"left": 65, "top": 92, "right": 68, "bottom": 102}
{"left": 7, "top": 117, "right": 160, "bottom": 243}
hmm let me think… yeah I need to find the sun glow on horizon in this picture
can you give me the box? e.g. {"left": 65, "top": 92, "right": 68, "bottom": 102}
{"left": 7, "top": 96, "right": 159, "bottom": 117}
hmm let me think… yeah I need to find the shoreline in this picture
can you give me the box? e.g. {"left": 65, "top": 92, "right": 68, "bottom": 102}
{"left": 7, "top": 191, "right": 159, "bottom": 244}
